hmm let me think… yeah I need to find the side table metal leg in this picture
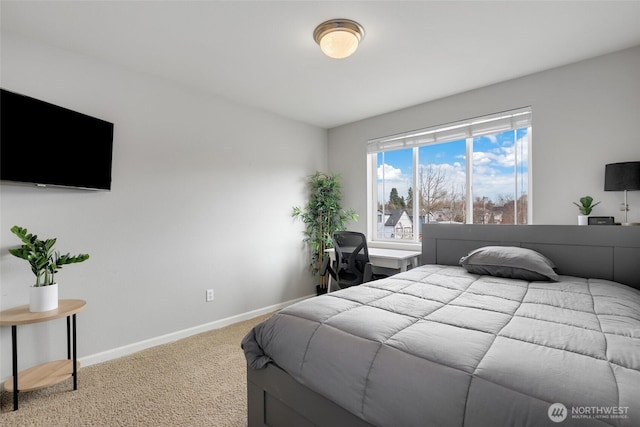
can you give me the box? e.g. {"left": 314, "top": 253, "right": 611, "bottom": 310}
{"left": 12, "top": 325, "right": 18, "bottom": 411}
{"left": 67, "top": 316, "right": 71, "bottom": 359}
{"left": 72, "top": 314, "right": 78, "bottom": 390}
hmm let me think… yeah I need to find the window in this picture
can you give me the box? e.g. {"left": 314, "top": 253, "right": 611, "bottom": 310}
{"left": 368, "top": 107, "right": 532, "bottom": 243}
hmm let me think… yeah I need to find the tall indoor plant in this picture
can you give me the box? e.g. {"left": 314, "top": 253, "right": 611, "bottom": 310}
{"left": 293, "top": 172, "right": 358, "bottom": 295}
{"left": 9, "top": 225, "right": 90, "bottom": 312}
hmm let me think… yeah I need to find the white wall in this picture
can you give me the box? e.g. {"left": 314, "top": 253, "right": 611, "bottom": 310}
{"left": 0, "top": 34, "right": 326, "bottom": 379}
{"left": 2, "top": 34, "right": 638, "bottom": 383}
{"left": 329, "top": 46, "right": 640, "bottom": 236}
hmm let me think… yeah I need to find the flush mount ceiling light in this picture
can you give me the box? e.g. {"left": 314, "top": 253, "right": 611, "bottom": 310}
{"left": 313, "top": 19, "right": 365, "bottom": 59}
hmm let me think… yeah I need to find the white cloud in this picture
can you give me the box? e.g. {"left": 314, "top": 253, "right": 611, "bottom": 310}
{"left": 377, "top": 163, "right": 411, "bottom": 202}
{"left": 473, "top": 173, "right": 523, "bottom": 201}
{"left": 472, "top": 134, "right": 529, "bottom": 190}
{"left": 377, "top": 163, "right": 404, "bottom": 181}
{"left": 376, "top": 132, "right": 530, "bottom": 206}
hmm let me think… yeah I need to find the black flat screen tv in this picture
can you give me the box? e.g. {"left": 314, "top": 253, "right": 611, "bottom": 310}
{"left": 1, "top": 88, "right": 114, "bottom": 190}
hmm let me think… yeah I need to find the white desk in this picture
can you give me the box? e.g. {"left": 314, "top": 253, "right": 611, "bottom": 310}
{"left": 326, "top": 247, "right": 421, "bottom": 272}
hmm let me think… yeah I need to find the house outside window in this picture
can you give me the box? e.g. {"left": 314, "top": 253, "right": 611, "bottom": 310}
{"left": 368, "top": 107, "right": 532, "bottom": 244}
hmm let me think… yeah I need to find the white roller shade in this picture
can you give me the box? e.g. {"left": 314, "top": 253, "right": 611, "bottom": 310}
{"left": 368, "top": 107, "right": 532, "bottom": 153}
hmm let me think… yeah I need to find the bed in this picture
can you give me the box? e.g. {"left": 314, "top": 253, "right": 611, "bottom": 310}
{"left": 242, "top": 224, "right": 640, "bottom": 427}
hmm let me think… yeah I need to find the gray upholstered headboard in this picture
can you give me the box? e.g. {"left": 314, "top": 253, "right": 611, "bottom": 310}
{"left": 421, "top": 224, "right": 640, "bottom": 290}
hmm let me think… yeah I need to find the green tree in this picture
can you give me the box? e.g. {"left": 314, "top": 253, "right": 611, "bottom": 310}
{"left": 388, "top": 188, "right": 406, "bottom": 209}
{"left": 292, "top": 172, "right": 358, "bottom": 292}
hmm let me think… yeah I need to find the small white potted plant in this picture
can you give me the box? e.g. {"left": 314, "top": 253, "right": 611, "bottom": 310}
{"left": 573, "top": 196, "right": 600, "bottom": 226}
{"left": 8, "top": 225, "right": 89, "bottom": 312}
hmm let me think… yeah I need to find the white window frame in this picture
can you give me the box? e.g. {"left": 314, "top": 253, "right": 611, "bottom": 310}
{"left": 367, "top": 107, "right": 533, "bottom": 248}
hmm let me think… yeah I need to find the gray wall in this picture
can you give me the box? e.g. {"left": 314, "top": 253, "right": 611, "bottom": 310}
{"left": 328, "top": 46, "right": 640, "bottom": 237}
{"left": 0, "top": 34, "right": 326, "bottom": 379}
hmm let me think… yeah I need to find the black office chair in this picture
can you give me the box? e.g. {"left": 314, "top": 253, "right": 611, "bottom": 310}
{"left": 320, "top": 231, "right": 389, "bottom": 292}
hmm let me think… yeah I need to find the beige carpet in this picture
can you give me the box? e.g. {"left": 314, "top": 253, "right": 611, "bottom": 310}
{"left": 0, "top": 313, "right": 272, "bottom": 426}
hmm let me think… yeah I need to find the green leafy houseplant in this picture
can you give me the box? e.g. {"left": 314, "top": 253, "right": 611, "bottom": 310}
{"left": 573, "top": 196, "right": 601, "bottom": 215}
{"left": 8, "top": 225, "right": 90, "bottom": 287}
{"left": 292, "top": 172, "right": 358, "bottom": 293}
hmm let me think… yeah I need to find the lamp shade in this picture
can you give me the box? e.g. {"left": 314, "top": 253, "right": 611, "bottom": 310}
{"left": 604, "top": 162, "right": 640, "bottom": 191}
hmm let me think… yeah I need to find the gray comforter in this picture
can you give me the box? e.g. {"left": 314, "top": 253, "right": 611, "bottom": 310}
{"left": 242, "top": 265, "right": 640, "bottom": 426}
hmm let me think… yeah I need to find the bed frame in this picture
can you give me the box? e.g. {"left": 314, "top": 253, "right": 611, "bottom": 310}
{"left": 247, "top": 224, "right": 640, "bottom": 426}
{"left": 422, "top": 224, "right": 640, "bottom": 290}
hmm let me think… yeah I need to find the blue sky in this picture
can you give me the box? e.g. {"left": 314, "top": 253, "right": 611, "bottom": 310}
{"left": 377, "top": 129, "right": 529, "bottom": 204}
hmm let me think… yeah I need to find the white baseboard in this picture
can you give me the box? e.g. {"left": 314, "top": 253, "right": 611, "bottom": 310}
{"left": 79, "top": 294, "right": 313, "bottom": 368}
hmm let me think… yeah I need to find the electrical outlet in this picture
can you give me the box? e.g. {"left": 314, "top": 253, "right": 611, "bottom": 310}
{"left": 206, "top": 289, "right": 214, "bottom": 302}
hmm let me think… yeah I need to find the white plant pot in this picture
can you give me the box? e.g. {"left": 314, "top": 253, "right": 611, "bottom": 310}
{"left": 578, "top": 215, "right": 589, "bottom": 226}
{"left": 29, "top": 283, "right": 59, "bottom": 312}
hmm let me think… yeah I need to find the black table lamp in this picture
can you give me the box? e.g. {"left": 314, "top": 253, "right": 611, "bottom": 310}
{"left": 604, "top": 161, "right": 640, "bottom": 225}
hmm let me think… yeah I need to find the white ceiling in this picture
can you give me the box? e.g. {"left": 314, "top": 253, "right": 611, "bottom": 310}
{"left": 2, "top": 1, "right": 640, "bottom": 129}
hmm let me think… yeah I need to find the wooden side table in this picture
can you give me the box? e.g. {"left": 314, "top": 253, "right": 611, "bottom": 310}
{"left": 0, "top": 299, "right": 86, "bottom": 410}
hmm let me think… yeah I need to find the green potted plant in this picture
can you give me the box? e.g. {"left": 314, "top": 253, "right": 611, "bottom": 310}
{"left": 292, "top": 172, "right": 358, "bottom": 295}
{"left": 573, "top": 196, "right": 600, "bottom": 225}
{"left": 8, "top": 225, "right": 89, "bottom": 312}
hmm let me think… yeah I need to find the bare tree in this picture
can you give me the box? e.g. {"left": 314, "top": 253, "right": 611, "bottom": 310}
{"left": 473, "top": 196, "right": 495, "bottom": 224}
{"left": 419, "top": 164, "right": 449, "bottom": 222}
{"left": 449, "top": 182, "right": 466, "bottom": 223}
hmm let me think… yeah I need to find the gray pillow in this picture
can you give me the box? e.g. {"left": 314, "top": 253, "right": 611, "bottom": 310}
{"left": 459, "top": 246, "right": 559, "bottom": 282}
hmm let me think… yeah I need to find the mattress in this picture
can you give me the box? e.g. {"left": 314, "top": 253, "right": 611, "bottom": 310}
{"left": 242, "top": 265, "right": 640, "bottom": 426}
